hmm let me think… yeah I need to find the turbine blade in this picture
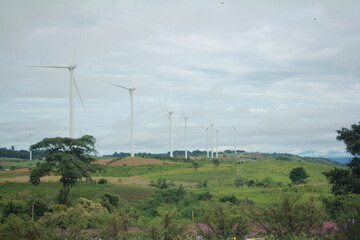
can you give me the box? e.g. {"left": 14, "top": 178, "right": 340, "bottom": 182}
{"left": 155, "top": 112, "right": 169, "bottom": 119}
{"left": 103, "top": 80, "right": 130, "bottom": 90}
{"left": 69, "top": 29, "right": 83, "bottom": 65}
{"left": 169, "top": 88, "right": 173, "bottom": 111}
{"left": 73, "top": 75, "right": 86, "bottom": 112}
{"left": 182, "top": 105, "right": 186, "bottom": 119}
{"left": 26, "top": 65, "right": 69, "bottom": 68}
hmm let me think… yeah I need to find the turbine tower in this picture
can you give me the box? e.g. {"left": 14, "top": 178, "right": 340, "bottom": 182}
{"left": 182, "top": 106, "right": 188, "bottom": 159}
{"left": 104, "top": 79, "right": 136, "bottom": 157}
{"left": 210, "top": 121, "right": 214, "bottom": 158}
{"left": 27, "top": 31, "right": 85, "bottom": 138}
{"left": 203, "top": 126, "right": 210, "bottom": 158}
{"left": 215, "top": 129, "right": 219, "bottom": 158}
{"left": 157, "top": 102, "right": 175, "bottom": 158}
{"left": 232, "top": 124, "right": 237, "bottom": 155}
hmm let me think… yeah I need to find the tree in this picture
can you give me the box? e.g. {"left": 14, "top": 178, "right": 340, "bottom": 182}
{"left": 29, "top": 135, "right": 102, "bottom": 205}
{"left": 324, "top": 122, "right": 360, "bottom": 194}
{"left": 336, "top": 122, "right": 360, "bottom": 156}
{"left": 289, "top": 167, "right": 308, "bottom": 184}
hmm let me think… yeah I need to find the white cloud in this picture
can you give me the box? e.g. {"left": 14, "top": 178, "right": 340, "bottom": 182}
{"left": 1, "top": 0, "right": 359, "bottom": 157}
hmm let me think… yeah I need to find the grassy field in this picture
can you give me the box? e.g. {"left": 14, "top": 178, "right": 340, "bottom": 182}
{"left": 0, "top": 158, "right": 45, "bottom": 169}
{"left": 0, "top": 153, "right": 341, "bottom": 207}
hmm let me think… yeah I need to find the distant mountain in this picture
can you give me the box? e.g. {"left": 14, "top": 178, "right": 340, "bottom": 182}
{"left": 328, "top": 157, "right": 352, "bottom": 164}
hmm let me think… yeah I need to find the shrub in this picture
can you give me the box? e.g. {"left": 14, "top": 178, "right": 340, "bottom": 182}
{"left": 234, "top": 177, "right": 250, "bottom": 187}
{"left": 197, "top": 191, "right": 213, "bottom": 201}
{"left": 102, "top": 193, "right": 120, "bottom": 212}
{"left": 0, "top": 215, "right": 48, "bottom": 240}
{"left": 98, "top": 178, "right": 108, "bottom": 184}
{"left": 219, "top": 193, "right": 240, "bottom": 205}
{"left": 247, "top": 194, "right": 326, "bottom": 240}
{"left": 150, "top": 178, "right": 175, "bottom": 189}
{"left": 196, "top": 180, "right": 208, "bottom": 188}
{"left": 198, "top": 202, "right": 250, "bottom": 240}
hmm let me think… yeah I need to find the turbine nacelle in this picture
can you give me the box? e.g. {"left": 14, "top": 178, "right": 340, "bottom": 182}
{"left": 68, "top": 65, "right": 77, "bottom": 70}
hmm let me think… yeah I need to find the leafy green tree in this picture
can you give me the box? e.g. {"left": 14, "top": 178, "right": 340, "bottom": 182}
{"left": 29, "top": 135, "right": 102, "bottom": 205}
{"left": 336, "top": 122, "right": 360, "bottom": 156}
{"left": 289, "top": 167, "right": 308, "bottom": 184}
{"left": 324, "top": 122, "right": 360, "bottom": 194}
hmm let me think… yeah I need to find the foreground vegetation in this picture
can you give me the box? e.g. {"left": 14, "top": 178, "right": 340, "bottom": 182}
{"left": 0, "top": 154, "right": 354, "bottom": 240}
{"left": 0, "top": 122, "right": 359, "bottom": 239}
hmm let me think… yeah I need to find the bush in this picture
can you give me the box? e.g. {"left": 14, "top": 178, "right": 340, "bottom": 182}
{"left": 197, "top": 191, "right": 213, "bottom": 201}
{"left": 0, "top": 215, "right": 48, "bottom": 240}
{"left": 102, "top": 193, "right": 120, "bottom": 212}
{"left": 198, "top": 202, "right": 250, "bottom": 240}
{"left": 98, "top": 178, "right": 108, "bottom": 184}
{"left": 247, "top": 194, "right": 326, "bottom": 240}
{"left": 196, "top": 180, "right": 208, "bottom": 188}
{"left": 150, "top": 178, "right": 175, "bottom": 189}
{"left": 234, "top": 177, "right": 250, "bottom": 187}
{"left": 219, "top": 193, "right": 240, "bottom": 205}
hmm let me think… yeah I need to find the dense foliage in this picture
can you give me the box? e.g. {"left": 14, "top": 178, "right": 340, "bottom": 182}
{"left": 289, "top": 167, "right": 309, "bottom": 184}
{"left": 29, "top": 135, "right": 102, "bottom": 204}
{"left": 324, "top": 122, "right": 360, "bottom": 195}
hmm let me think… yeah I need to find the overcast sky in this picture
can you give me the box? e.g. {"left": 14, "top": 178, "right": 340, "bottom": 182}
{"left": 1, "top": 0, "right": 359, "bottom": 157}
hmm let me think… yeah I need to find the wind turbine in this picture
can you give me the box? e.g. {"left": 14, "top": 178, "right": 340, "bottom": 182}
{"left": 210, "top": 121, "right": 214, "bottom": 158}
{"left": 104, "top": 79, "right": 136, "bottom": 157}
{"left": 27, "top": 31, "right": 85, "bottom": 138}
{"left": 232, "top": 124, "right": 237, "bottom": 155}
{"left": 156, "top": 99, "right": 174, "bottom": 158}
{"left": 215, "top": 129, "right": 219, "bottom": 158}
{"left": 182, "top": 106, "right": 188, "bottom": 159}
{"left": 201, "top": 126, "right": 210, "bottom": 158}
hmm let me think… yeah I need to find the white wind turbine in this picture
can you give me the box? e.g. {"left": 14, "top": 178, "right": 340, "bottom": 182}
{"left": 182, "top": 106, "right": 188, "bottom": 159}
{"left": 201, "top": 126, "right": 210, "bottom": 158}
{"left": 210, "top": 121, "right": 214, "bottom": 158}
{"left": 157, "top": 99, "right": 175, "bottom": 158}
{"left": 104, "top": 79, "right": 136, "bottom": 157}
{"left": 27, "top": 31, "right": 85, "bottom": 138}
{"left": 232, "top": 124, "right": 238, "bottom": 155}
{"left": 215, "top": 129, "right": 219, "bottom": 158}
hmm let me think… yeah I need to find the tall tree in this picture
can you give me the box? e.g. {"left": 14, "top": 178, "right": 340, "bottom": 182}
{"left": 30, "top": 135, "right": 102, "bottom": 204}
{"left": 324, "top": 122, "right": 360, "bottom": 195}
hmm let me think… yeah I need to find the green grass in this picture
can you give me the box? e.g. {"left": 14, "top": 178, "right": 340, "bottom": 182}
{"left": 94, "top": 163, "right": 188, "bottom": 177}
{"left": 0, "top": 170, "right": 30, "bottom": 179}
{"left": 143, "top": 160, "right": 339, "bottom": 185}
{"left": 0, "top": 159, "right": 45, "bottom": 169}
{"left": 0, "top": 182, "right": 154, "bottom": 205}
{"left": 0, "top": 156, "right": 343, "bottom": 207}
